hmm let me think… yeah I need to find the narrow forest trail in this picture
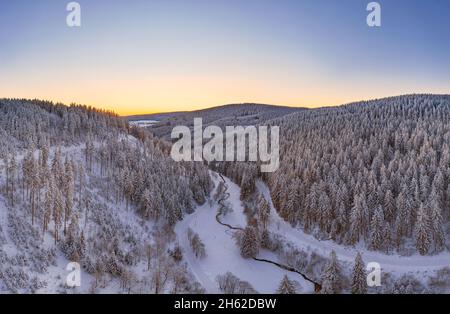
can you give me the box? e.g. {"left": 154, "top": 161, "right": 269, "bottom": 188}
{"left": 215, "top": 174, "right": 322, "bottom": 293}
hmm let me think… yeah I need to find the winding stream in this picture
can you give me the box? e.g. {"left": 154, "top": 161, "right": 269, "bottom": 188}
{"left": 215, "top": 173, "right": 322, "bottom": 293}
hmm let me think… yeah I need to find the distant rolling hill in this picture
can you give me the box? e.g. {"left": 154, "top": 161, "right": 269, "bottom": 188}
{"left": 127, "top": 103, "right": 306, "bottom": 139}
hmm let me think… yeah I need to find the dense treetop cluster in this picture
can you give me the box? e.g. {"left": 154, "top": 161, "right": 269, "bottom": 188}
{"left": 265, "top": 95, "right": 450, "bottom": 255}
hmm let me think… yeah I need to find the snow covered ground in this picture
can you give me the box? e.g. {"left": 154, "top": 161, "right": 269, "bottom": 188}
{"left": 175, "top": 173, "right": 314, "bottom": 294}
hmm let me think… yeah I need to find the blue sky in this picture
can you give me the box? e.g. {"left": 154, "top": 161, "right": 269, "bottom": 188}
{"left": 0, "top": 0, "right": 449, "bottom": 114}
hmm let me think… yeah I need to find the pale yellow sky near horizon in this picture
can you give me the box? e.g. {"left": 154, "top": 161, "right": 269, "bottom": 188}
{"left": 1, "top": 91, "right": 448, "bottom": 116}
{"left": 2, "top": 73, "right": 449, "bottom": 116}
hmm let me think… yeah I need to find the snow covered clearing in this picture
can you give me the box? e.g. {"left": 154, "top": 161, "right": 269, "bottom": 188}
{"left": 129, "top": 120, "right": 159, "bottom": 128}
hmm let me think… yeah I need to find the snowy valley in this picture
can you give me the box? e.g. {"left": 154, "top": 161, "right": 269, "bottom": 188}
{"left": 0, "top": 96, "right": 450, "bottom": 294}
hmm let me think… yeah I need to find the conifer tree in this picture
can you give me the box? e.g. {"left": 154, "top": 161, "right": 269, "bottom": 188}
{"left": 351, "top": 252, "right": 367, "bottom": 294}
{"left": 415, "top": 203, "right": 431, "bottom": 255}
{"left": 369, "top": 207, "right": 384, "bottom": 251}
{"left": 63, "top": 157, "right": 74, "bottom": 235}
{"left": 349, "top": 194, "right": 369, "bottom": 244}
{"left": 320, "top": 251, "right": 342, "bottom": 294}
{"left": 43, "top": 178, "right": 54, "bottom": 233}
{"left": 428, "top": 187, "right": 445, "bottom": 252}
{"left": 240, "top": 226, "right": 259, "bottom": 259}
{"left": 53, "top": 188, "right": 64, "bottom": 244}
{"left": 258, "top": 196, "right": 270, "bottom": 230}
{"left": 276, "top": 275, "right": 297, "bottom": 294}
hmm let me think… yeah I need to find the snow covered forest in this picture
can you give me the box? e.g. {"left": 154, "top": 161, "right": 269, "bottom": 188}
{"left": 197, "top": 95, "right": 450, "bottom": 294}
{"left": 264, "top": 95, "right": 450, "bottom": 256}
{"left": 1, "top": 95, "right": 450, "bottom": 294}
{"left": 131, "top": 103, "right": 304, "bottom": 140}
{"left": 213, "top": 95, "right": 450, "bottom": 257}
{"left": 0, "top": 99, "right": 211, "bottom": 293}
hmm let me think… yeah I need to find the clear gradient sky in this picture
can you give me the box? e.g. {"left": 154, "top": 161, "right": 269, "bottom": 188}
{"left": 1, "top": 0, "right": 449, "bottom": 115}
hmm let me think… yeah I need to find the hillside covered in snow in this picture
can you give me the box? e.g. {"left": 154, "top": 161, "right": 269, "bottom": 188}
{"left": 128, "top": 103, "right": 305, "bottom": 140}
{"left": 0, "top": 99, "right": 212, "bottom": 293}
{"left": 1, "top": 96, "right": 450, "bottom": 294}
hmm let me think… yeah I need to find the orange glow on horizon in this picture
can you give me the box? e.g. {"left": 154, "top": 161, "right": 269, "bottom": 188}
{"left": 2, "top": 72, "right": 449, "bottom": 116}
{"left": 1, "top": 91, "right": 448, "bottom": 116}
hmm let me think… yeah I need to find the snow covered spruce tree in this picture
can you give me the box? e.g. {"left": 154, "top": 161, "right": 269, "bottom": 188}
{"left": 320, "top": 251, "right": 343, "bottom": 294}
{"left": 415, "top": 203, "right": 432, "bottom": 255}
{"left": 240, "top": 226, "right": 259, "bottom": 259}
{"left": 369, "top": 207, "right": 384, "bottom": 251}
{"left": 0, "top": 99, "right": 211, "bottom": 293}
{"left": 276, "top": 275, "right": 297, "bottom": 294}
{"left": 261, "top": 95, "right": 450, "bottom": 255}
{"left": 257, "top": 195, "right": 270, "bottom": 231}
{"left": 351, "top": 252, "right": 367, "bottom": 294}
